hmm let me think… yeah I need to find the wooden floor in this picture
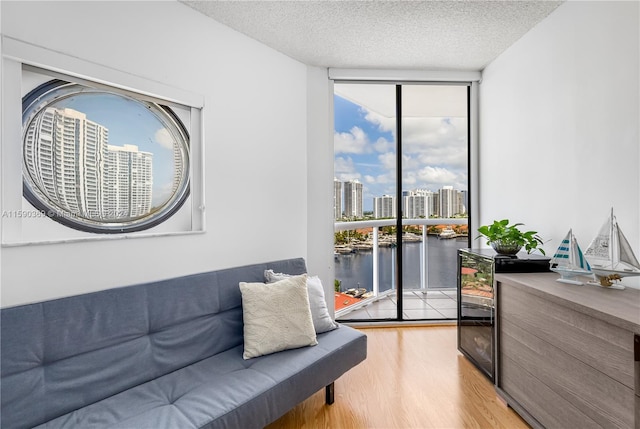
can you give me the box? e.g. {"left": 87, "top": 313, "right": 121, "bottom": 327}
{"left": 267, "top": 325, "right": 530, "bottom": 429}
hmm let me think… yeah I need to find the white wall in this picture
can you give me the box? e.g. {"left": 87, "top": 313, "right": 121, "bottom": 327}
{"left": 480, "top": 1, "right": 639, "bottom": 287}
{"left": 0, "top": 1, "right": 309, "bottom": 307}
{"left": 305, "top": 66, "right": 336, "bottom": 313}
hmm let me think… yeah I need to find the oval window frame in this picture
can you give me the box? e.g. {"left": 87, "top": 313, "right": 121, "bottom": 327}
{"left": 22, "top": 79, "right": 191, "bottom": 234}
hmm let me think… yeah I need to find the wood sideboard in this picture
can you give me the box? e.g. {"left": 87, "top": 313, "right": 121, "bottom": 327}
{"left": 494, "top": 272, "right": 640, "bottom": 429}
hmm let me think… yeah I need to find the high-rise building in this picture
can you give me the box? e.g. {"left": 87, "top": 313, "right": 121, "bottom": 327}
{"left": 439, "top": 186, "right": 463, "bottom": 218}
{"left": 373, "top": 187, "right": 465, "bottom": 219}
{"left": 429, "top": 192, "right": 440, "bottom": 217}
{"left": 374, "top": 195, "right": 396, "bottom": 218}
{"left": 404, "top": 194, "right": 426, "bottom": 218}
{"left": 403, "top": 189, "right": 439, "bottom": 218}
{"left": 333, "top": 178, "right": 342, "bottom": 220}
{"left": 103, "top": 145, "right": 153, "bottom": 218}
{"left": 460, "top": 190, "right": 468, "bottom": 215}
{"left": 24, "top": 107, "right": 153, "bottom": 220}
{"left": 343, "top": 180, "right": 363, "bottom": 219}
{"left": 172, "top": 141, "right": 183, "bottom": 196}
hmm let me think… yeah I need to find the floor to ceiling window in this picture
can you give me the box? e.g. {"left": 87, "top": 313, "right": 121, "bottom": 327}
{"left": 333, "top": 81, "right": 470, "bottom": 322}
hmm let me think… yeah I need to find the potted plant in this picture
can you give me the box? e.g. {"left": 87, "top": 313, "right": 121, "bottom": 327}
{"left": 476, "top": 219, "right": 545, "bottom": 255}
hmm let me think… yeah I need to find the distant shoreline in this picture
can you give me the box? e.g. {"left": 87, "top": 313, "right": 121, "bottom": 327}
{"left": 335, "top": 232, "right": 468, "bottom": 254}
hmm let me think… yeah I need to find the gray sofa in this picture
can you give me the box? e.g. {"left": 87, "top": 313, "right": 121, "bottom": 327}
{"left": 0, "top": 258, "right": 367, "bottom": 428}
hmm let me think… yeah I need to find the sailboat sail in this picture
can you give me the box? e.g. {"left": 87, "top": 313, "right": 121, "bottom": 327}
{"left": 618, "top": 228, "right": 640, "bottom": 270}
{"left": 550, "top": 229, "right": 591, "bottom": 284}
{"left": 584, "top": 220, "right": 611, "bottom": 262}
{"left": 585, "top": 208, "right": 640, "bottom": 277}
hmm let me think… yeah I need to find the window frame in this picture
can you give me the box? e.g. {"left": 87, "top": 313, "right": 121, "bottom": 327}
{"left": 21, "top": 75, "right": 192, "bottom": 234}
{"left": 330, "top": 73, "right": 479, "bottom": 322}
{"left": 1, "top": 36, "right": 205, "bottom": 246}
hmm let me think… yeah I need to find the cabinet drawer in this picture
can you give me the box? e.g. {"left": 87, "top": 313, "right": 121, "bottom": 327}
{"left": 501, "top": 284, "right": 634, "bottom": 389}
{"left": 501, "top": 318, "right": 635, "bottom": 428}
{"left": 501, "top": 352, "right": 600, "bottom": 429}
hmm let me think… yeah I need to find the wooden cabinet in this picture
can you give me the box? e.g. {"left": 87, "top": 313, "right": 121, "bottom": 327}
{"left": 495, "top": 272, "right": 640, "bottom": 429}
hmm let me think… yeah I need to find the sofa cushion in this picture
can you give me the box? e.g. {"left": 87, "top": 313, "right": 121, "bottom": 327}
{"left": 264, "top": 270, "right": 339, "bottom": 333}
{"left": 1, "top": 258, "right": 307, "bottom": 429}
{"left": 33, "top": 326, "right": 367, "bottom": 429}
{"left": 239, "top": 275, "right": 317, "bottom": 359}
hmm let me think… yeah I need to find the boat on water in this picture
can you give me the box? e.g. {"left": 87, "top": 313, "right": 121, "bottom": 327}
{"left": 584, "top": 208, "right": 640, "bottom": 290}
{"left": 335, "top": 245, "right": 354, "bottom": 254}
{"left": 344, "top": 287, "right": 367, "bottom": 298}
{"left": 549, "top": 229, "right": 592, "bottom": 285}
{"left": 353, "top": 242, "right": 374, "bottom": 251}
{"left": 438, "top": 228, "right": 456, "bottom": 239}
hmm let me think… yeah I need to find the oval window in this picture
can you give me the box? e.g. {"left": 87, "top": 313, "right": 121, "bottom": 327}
{"left": 22, "top": 79, "right": 190, "bottom": 233}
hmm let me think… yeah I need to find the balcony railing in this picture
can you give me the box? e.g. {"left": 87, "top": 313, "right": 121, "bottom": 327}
{"left": 334, "top": 218, "right": 468, "bottom": 319}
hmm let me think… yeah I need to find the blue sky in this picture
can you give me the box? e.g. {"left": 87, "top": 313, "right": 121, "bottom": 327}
{"left": 334, "top": 85, "right": 468, "bottom": 212}
{"left": 334, "top": 95, "right": 396, "bottom": 194}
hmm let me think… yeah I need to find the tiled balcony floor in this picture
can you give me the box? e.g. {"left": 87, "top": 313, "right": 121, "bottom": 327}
{"left": 337, "top": 289, "right": 457, "bottom": 321}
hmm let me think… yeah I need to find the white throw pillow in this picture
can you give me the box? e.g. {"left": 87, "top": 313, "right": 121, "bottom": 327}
{"left": 264, "top": 270, "right": 339, "bottom": 334}
{"left": 239, "top": 274, "right": 317, "bottom": 359}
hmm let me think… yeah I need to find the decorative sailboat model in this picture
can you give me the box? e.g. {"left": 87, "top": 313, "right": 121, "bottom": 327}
{"left": 549, "top": 229, "right": 592, "bottom": 285}
{"left": 584, "top": 208, "right": 640, "bottom": 290}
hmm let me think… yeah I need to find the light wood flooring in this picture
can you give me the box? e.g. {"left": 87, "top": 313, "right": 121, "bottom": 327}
{"left": 267, "top": 325, "right": 530, "bottom": 429}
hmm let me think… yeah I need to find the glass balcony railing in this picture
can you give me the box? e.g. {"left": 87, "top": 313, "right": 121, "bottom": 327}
{"left": 334, "top": 218, "right": 469, "bottom": 320}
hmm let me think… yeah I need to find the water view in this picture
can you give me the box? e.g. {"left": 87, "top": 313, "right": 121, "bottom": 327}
{"left": 334, "top": 236, "right": 470, "bottom": 293}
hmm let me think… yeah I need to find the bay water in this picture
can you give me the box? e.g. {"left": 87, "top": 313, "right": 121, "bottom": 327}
{"left": 334, "top": 236, "right": 470, "bottom": 292}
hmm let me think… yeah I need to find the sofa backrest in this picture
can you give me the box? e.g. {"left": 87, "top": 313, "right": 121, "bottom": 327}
{"left": 0, "top": 258, "right": 307, "bottom": 429}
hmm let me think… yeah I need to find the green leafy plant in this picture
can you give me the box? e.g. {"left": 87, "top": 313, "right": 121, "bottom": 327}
{"left": 476, "top": 219, "right": 545, "bottom": 255}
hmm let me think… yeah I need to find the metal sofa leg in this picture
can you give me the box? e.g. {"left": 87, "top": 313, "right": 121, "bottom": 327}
{"left": 325, "top": 382, "right": 335, "bottom": 405}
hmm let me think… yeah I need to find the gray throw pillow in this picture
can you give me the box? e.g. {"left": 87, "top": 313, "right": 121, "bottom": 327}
{"left": 264, "top": 270, "right": 339, "bottom": 334}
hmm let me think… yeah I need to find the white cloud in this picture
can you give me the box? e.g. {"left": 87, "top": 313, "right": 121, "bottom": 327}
{"left": 154, "top": 128, "right": 174, "bottom": 150}
{"left": 403, "top": 172, "right": 417, "bottom": 186}
{"left": 361, "top": 110, "right": 467, "bottom": 165}
{"left": 334, "top": 126, "right": 370, "bottom": 154}
{"left": 363, "top": 175, "right": 376, "bottom": 184}
{"left": 416, "top": 166, "right": 458, "bottom": 185}
{"left": 373, "top": 136, "right": 393, "bottom": 153}
{"left": 378, "top": 152, "right": 396, "bottom": 170}
{"left": 334, "top": 156, "right": 361, "bottom": 182}
{"left": 361, "top": 115, "right": 469, "bottom": 195}
{"left": 402, "top": 117, "right": 467, "bottom": 152}
{"left": 375, "top": 172, "right": 396, "bottom": 185}
{"left": 416, "top": 146, "right": 467, "bottom": 169}
{"left": 402, "top": 153, "right": 420, "bottom": 171}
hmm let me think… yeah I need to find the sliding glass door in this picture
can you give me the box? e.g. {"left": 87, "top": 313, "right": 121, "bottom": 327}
{"left": 333, "top": 81, "right": 470, "bottom": 322}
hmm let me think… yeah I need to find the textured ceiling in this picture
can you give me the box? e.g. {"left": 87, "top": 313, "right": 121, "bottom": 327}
{"left": 180, "top": 0, "right": 564, "bottom": 71}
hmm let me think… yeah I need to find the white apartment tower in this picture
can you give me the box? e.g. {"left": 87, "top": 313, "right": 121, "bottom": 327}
{"left": 103, "top": 145, "right": 153, "bottom": 218}
{"left": 374, "top": 195, "right": 396, "bottom": 218}
{"left": 333, "top": 178, "right": 343, "bottom": 220}
{"left": 343, "top": 180, "right": 363, "bottom": 219}
{"left": 404, "top": 194, "right": 426, "bottom": 218}
{"left": 460, "top": 190, "right": 468, "bottom": 215}
{"left": 439, "top": 186, "right": 462, "bottom": 218}
{"left": 24, "top": 107, "right": 108, "bottom": 217}
{"left": 429, "top": 192, "right": 440, "bottom": 217}
{"left": 171, "top": 141, "right": 184, "bottom": 196}
{"left": 403, "top": 189, "right": 438, "bottom": 218}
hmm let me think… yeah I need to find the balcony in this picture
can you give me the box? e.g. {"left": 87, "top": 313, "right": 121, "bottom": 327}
{"left": 334, "top": 218, "right": 469, "bottom": 322}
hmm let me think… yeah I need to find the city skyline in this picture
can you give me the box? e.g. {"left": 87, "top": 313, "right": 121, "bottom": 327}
{"left": 335, "top": 178, "right": 467, "bottom": 220}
